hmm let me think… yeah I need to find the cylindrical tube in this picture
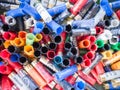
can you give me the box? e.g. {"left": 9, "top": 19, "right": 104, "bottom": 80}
{"left": 81, "top": 59, "right": 91, "bottom": 67}
{"left": 48, "top": 42, "right": 56, "bottom": 50}
{"left": 33, "top": 22, "right": 44, "bottom": 35}
{"left": 2, "top": 24, "right": 9, "bottom": 32}
{"left": 54, "top": 55, "right": 63, "bottom": 65}
{"left": 26, "top": 33, "right": 35, "bottom": 45}
{"left": 10, "top": 53, "right": 20, "bottom": 62}
{"left": 24, "top": 64, "right": 47, "bottom": 88}
{"left": 8, "top": 72, "right": 31, "bottom": 90}
{"left": 95, "top": 26, "right": 104, "bottom": 35}
{"left": 46, "top": 20, "right": 63, "bottom": 35}
{"left": 32, "top": 60, "right": 54, "bottom": 83}
{"left": 70, "top": 0, "right": 88, "bottom": 16}
{"left": 83, "top": 51, "right": 95, "bottom": 60}
{"left": 20, "top": 2, "right": 40, "bottom": 20}
{"left": 69, "top": 0, "right": 78, "bottom": 4}
{"left": 60, "top": 31, "right": 67, "bottom": 42}
{"left": 75, "top": 0, "right": 95, "bottom": 20}
{"left": 34, "top": 33, "right": 43, "bottom": 42}
{"left": 0, "top": 65, "right": 13, "bottom": 75}
{"left": 24, "top": 17, "right": 35, "bottom": 29}
{"left": 54, "top": 35, "right": 62, "bottom": 44}
{"left": 34, "top": 50, "right": 41, "bottom": 58}
{"left": 90, "top": 69, "right": 102, "bottom": 84}
{"left": 40, "top": 46, "right": 48, "bottom": 55}
{"left": 61, "top": 58, "right": 70, "bottom": 67}
{"left": 13, "top": 38, "right": 25, "bottom": 47}
{"left": 111, "top": 42, "right": 120, "bottom": 51}
{"left": 65, "top": 75, "right": 76, "bottom": 85}
{"left": 0, "top": 49, "right": 11, "bottom": 60}
{"left": 104, "top": 51, "right": 120, "bottom": 65}
{"left": 103, "top": 44, "right": 111, "bottom": 51}
{"left": 47, "top": 50, "right": 56, "bottom": 60}
{"left": 103, "top": 19, "right": 111, "bottom": 27}
{"left": 47, "top": 3, "right": 67, "bottom": 16}
{"left": 64, "top": 42, "right": 72, "bottom": 51}
{"left": 109, "top": 36, "right": 119, "bottom": 45}
{"left": 77, "top": 71, "right": 96, "bottom": 85}
{"left": 65, "top": 24, "right": 72, "bottom": 33}
{"left": 3, "top": 31, "right": 17, "bottom": 40}
{"left": 32, "top": 42, "right": 41, "bottom": 49}
{"left": 111, "top": 61, "right": 120, "bottom": 70}
{"left": 78, "top": 39, "right": 90, "bottom": 48}
{"left": 56, "top": 42, "right": 64, "bottom": 56}
{"left": 84, "top": 4, "right": 100, "bottom": 19}
{"left": 24, "top": 45, "right": 34, "bottom": 58}
{"left": 6, "top": 8, "right": 25, "bottom": 18}
{"left": 72, "top": 29, "right": 91, "bottom": 36}
{"left": 94, "top": 7, "right": 106, "bottom": 25}
{"left": 42, "top": 27, "right": 50, "bottom": 35}
{"left": 17, "top": 69, "right": 39, "bottom": 90}
{"left": 99, "top": 70, "right": 120, "bottom": 82}
{"left": 54, "top": 9, "right": 71, "bottom": 23}
{"left": 116, "top": 9, "right": 120, "bottom": 20}
{"left": 2, "top": 75, "right": 14, "bottom": 90}
{"left": 74, "top": 81, "right": 85, "bottom": 90}
{"left": 18, "top": 56, "right": 28, "bottom": 65}
{"left": 95, "top": 62, "right": 104, "bottom": 75}
{"left": 101, "top": 50, "right": 113, "bottom": 60}
{"left": 54, "top": 65, "right": 81, "bottom": 81}
{"left": 34, "top": 2, "right": 52, "bottom": 22}
{"left": 95, "top": 39, "right": 104, "bottom": 48}
{"left": 75, "top": 76, "right": 96, "bottom": 90}
{"left": 18, "top": 31, "right": 27, "bottom": 40}
{"left": 7, "top": 45, "right": 20, "bottom": 53}
{"left": 87, "top": 44, "right": 98, "bottom": 51}
{"left": 111, "top": 1, "right": 120, "bottom": 10}
{"left": 72, "top": 19, "right": 95, "bottom": 29}
{"left": 75, "top": 56, "right": 83, "bottom": 64}
{"left": 5, "top": 16, "right": 16, "bottom": 26}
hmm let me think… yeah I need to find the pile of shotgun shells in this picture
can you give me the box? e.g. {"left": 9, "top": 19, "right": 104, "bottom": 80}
{"left": 1, "top": 0, "right": 120, "bottom": 90}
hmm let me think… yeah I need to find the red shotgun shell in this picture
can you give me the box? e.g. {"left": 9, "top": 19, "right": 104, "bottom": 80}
{"left": 77, "top": 70, "right": 96, "bottom": 85}
{"left": 70, "top": 0, "right": 88, "bottom": 16}
{"left": 90, "top": 69, "right": 102, "bottom": 84}
{"left": 0, "top": 65, "right": 13, "bottom": 75}
{"left": 2, "top": 76, "right": 14, "bottom": 90}
{"left": 116, "top": 9, "right": 120, "bottom": 20}
{"left": 65, "top": 75, "right": 76, "bottom": 85}
{"left": 3, "top": 32, "right": 17, "bottom": 40}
